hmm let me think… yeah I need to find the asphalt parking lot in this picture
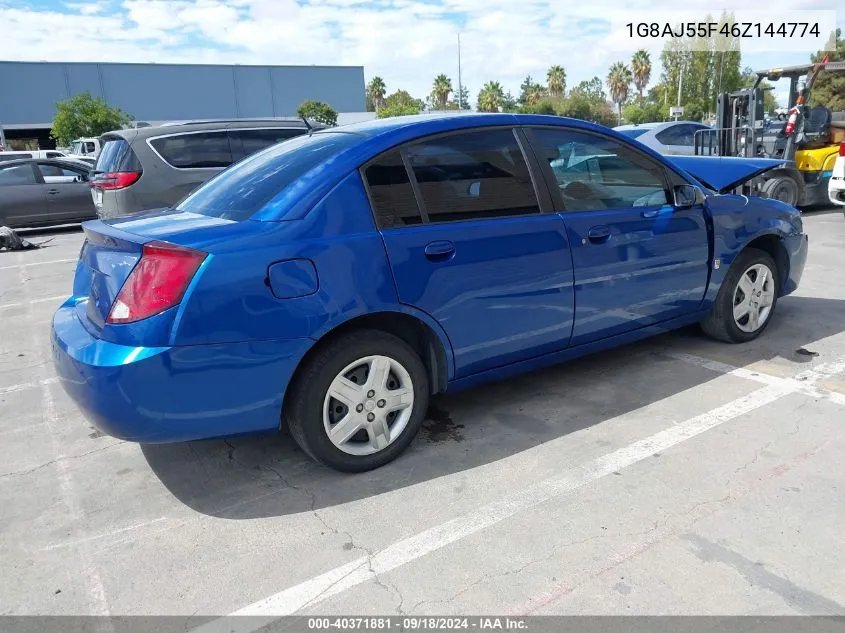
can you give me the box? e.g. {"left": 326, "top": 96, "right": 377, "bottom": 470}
{"left": 1, "top": 208, "right": 844, "bottom": 621}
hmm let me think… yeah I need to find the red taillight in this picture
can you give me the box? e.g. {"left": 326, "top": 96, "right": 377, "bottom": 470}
{"left": 840, "top": 142, "right": 845, "bottom": 157}
{"left": 106, "top": 241, "right": 207, "bottom": 324}
{"left": 90, "top": 171, "right": 141, "bottom": 190}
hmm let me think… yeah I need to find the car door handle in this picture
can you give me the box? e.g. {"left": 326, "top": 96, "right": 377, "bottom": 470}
{"left": 587, "top": 226, "right": 611, "bottom": 243}
{"left": 641, "top": 209, "right": 659, "bottom": 218}
{"left": 424, "top": 240, "right": 456, "bottom": 261}
{"left": 47, "top": 189, "right": 60, "bottom": 195}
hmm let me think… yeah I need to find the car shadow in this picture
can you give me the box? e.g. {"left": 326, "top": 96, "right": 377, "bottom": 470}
{"left": 141, "top": 294, "right": 845, "bottom": 519}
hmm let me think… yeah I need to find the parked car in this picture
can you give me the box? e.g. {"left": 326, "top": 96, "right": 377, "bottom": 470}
{"left": 830, "top": 141, "right": 845, "bottom": 208}
{"left": 70, "top": 137, "right": 100, "bottom": 157}
{"left": 0, "top": 158, "right": 96, "bottom": 228}
{"left": 90, "top": 118, "right": 321, "bottom": 219}
{"left": 0, "top": 149, "right": 68, "bottom": 163}
{"left": 52, "top": 113, "right": 808, "bottom": 473}
{"left": 615, "top": 121, "right": 713, "bottom": 155}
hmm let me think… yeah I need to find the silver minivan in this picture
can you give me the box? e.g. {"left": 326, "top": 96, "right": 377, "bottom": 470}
{"left": 90, "top": 118, "right": 317, "bottom": 219}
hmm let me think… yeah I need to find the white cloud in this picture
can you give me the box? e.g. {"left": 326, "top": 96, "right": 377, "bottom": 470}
{"left": 1, "top": 0, "right": 842, "bottom": 107}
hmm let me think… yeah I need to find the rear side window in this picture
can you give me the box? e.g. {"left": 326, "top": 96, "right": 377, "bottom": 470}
{"left": 150, "top": 132, "right": 233, "bottom": 169}
{"left": 405, "top": 129, "right": 540, "bottom": 223}
{"left": 176, "top": 131, "right": 359, "bottom": 221}
{"left": 0, "top": 164, "right": 38, "bottom": 185}
{"left": 95, "top": 138, "right": 142, "bottom": 173}
{"left": 363, "top": 151, "right": 422, "bottom": 229}
{"left": 231, "top": 128, "right": 306, "bottom": 160}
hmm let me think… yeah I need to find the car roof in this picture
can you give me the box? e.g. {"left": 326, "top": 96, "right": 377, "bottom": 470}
{"left": 101, "top": 118, "right": 317, "bottom": 140}
{"left": 614, "top": 120, "right": 706, "bottom": 131}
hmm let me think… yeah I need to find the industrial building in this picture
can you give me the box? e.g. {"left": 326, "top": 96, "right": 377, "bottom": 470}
{"left": 0, "top": 61, "right": 368, "bottom": 148}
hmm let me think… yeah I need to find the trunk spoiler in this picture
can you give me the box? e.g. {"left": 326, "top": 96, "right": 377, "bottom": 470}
{"left": 664, "top": 156, "right": 792, "bottom": 194}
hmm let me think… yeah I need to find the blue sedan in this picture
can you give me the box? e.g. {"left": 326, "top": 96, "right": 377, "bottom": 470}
{"left": 51, "top": 113, "right": 808, "bottom": 472}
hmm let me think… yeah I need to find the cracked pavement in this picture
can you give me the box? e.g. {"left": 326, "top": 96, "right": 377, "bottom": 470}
{"left": 1, "top": 210, "right": 845, "bottom": 617}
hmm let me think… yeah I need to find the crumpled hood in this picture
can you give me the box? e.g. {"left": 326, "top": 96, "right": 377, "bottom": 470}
{"left": 665, "top": 155, "right": 790, "bottom": 194}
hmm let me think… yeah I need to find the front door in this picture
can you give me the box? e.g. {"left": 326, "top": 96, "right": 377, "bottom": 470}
{"left": 36, "top": 163, "right": 95, "bottom": 222}
{"left": 526, "top": 126, "right": 710, "bottom": 346}
{"left": 363, "top": 128, "right": 575, "bottom": 378}
{"left": 0, "top": 163, "right": 50, "bottom": 227}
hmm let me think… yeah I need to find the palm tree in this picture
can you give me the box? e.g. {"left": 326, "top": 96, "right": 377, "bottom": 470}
{"left": 367, "top": 76, "right": 386, "bottom": 112}
{"left": 477, "top": 81, "right": 505, "bottom": 112}
{"left": 547, "top": 65, "right": 566, "bottom": 97}
{"left": 431, "top": 74, "right": 453, "bottom": 111}
{"left": 631, "top": 50, "right": 651, "bottom": 103}
{"left": 607, "top": 62, "right": 633, "bottom": 125}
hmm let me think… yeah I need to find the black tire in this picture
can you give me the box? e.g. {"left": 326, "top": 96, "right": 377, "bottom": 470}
{"left": 760, "top": 176, "right": 800, "bottom": 207}
{"left": 285, "top": 329, "right": 430, "bottom": 473}
{"left": 700, "top": 248, "right": 780, "bottom": 344}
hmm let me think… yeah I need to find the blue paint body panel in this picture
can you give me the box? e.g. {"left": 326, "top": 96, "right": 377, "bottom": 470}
{"left": 51, "top": 113, "right": 809, "bottom": 445}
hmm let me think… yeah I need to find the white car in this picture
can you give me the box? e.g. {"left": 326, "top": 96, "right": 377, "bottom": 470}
{"left": 0, "top": 149, "right": 68, "bottom": 162}
{"left": 829, "top": 142, "right": 845, "bottom": 207}
{"left": 614, "top": 121, "right": 713, "bottom": 155}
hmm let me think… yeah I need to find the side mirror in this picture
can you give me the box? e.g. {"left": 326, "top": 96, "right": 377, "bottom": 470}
{"left": 673, "top": 184, "right": 705, "bottom": 209}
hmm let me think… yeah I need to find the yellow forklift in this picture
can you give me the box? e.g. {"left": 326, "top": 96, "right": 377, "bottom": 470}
{"left": 695, "top": 58, "right": 845, "bottom": 207}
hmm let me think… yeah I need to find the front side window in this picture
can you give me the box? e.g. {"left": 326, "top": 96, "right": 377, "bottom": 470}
{"left": 37, "top": 164, "right": 86, "bottom": 180}
{"left": 0, "top": 165, "right": 38, "bottom": 186}
{"left": 405, "top": 129, "right": 540, "bottom": 223}
{"left": 363, "top": 150, "right": 422, "bottom": 229}
{"left": 530, "top": 127, "right": 669, "bottom": 211}
{"left": 150, "top": 132, "right": 233, "bottom": 169}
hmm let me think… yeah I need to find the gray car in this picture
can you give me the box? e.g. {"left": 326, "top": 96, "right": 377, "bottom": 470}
{"left": 90, "top": 118, "right": 319, "bottom": 219}
{"left": 0, "top": 158, "right": 96, "bottom": 228}
{"left": 614, "top": 121, "right": 713, "bottom": 155}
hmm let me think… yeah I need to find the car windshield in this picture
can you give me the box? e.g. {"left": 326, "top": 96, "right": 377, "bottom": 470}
{"left": 617, "top": 128, "right": 649, "bottom": 139}
{"left": 176, "top": 131, "right": 360, "bottom": 221}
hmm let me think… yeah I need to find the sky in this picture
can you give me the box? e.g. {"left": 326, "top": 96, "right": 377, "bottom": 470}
{"left": 0, "top": 0, "right": 841, "bottom": 110}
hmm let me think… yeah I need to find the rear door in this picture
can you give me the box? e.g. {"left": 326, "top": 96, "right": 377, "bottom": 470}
{"left": 36, "top": 162, "right": 95, "bottom": 222}
{"left": 0, "top": 163, "right": 50, "bottom": 227}
{"left": 525, "top": 126, "right": 710, "bottom": 346}
{"left": 146, "top": 130, "right": 234, "bottom": 205}
{"left": 363, "top": 127, "right": 575, "bottom": 378}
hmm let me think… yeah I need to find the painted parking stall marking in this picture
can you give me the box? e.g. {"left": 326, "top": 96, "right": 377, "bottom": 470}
{"left": 190, "top": 350, "right": 845, "bottom": 632}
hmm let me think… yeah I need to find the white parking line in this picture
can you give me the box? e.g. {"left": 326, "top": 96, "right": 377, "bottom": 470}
{"left": 0, "top": 295, "right": 67, "bottom": 311}
{"left": 0, "top": 378, "right": 59, "bottom": 397}
{"left": 666, "top": 351, "right": 845, "bottom": 407}
{"left": 0, "top": 257, "right": 76, "bottom": 271}
{"left": 188, "top": 353, "right": 845, "bottom": 631}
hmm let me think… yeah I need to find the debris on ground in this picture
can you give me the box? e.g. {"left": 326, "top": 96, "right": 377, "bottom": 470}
{"left": 0, "top": 226, "right": 49, "bottom": 252}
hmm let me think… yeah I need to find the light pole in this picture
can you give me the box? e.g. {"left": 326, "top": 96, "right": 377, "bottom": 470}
{"left": 457, "top": 32, "right": 463, "bottom": 110}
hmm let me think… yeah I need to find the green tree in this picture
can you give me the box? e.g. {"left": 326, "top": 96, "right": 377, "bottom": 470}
{"left": 477, "top": 81, "right": 505, "bottom": 112}
{"left": 296, "top": 100, "right": 338, "bottom": 126}
{"left": 607, "top": 62, "right": 633, "bottom": 124}
{"left": 431, "top": 74, "right": 453, "bottom": 110}
{"left": 51, "top": 92, "right": 132, "bottom": 146}
{"left": 809, "top": 29, "right": 845, "bottom": 111}
{"left": 571, "top": 77, "right": 606, "bottom": 102}
{"left": 546, "top": 65, "right": 566, "bottom": 98}
{"left": 447, "top": 84, "right": 471, "bottom": 110}
{"left": 631, "top": 50, "right": 651, "bottom": 102}
{"left": 367, "top": 76, "right": 387, "bottom": 113}
{"left": 501, "top": 91, "right": 519, "bottom": 112}
{"left": 518, "top": 75, "right": 546, "bottom": 107}
{"left": 378, "top": 90, "right": 421, "bottom": 118}
{"left": 622, "top": 101, "right": 663, "bottom": 124}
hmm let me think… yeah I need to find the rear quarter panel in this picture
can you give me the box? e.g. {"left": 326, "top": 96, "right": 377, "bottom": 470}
{"left": 171, "top": 171, "right": 399, "bottom": 345}
{"left": 703, "top": 193, "right": 804, "bottom": 303}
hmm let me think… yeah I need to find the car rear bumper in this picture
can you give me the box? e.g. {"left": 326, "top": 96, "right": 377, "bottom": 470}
{"left": 829, "top": 177, "right": 845, "bottom": 207}
{"left": 51, "top": 298, "right": 313, "bottom": 443}
{"left": 782, "top": 232, "right": 809, "bottom": 297}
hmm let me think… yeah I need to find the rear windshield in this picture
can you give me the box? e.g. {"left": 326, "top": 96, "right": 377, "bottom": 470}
{"left": 95, "top": 138, "right": 142, "bottom": 173}
{"left": 176, "top": 131, "right": 360, "bottom": 221}
{"left": 617, "top": 129, "right": 649, "bottom": 139}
